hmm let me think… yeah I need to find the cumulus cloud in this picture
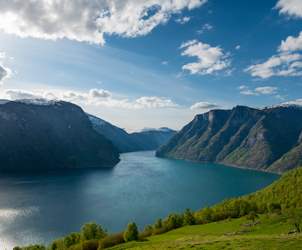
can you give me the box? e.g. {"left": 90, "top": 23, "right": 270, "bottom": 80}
{"left": 175, "top": 16, "right": 191, "bottom": 24}
{"left": 1, "top": 88, "right": 178, "bottom": 110}
{"left": 0, "top": 0, "right": 207, "bottom": 45}
{"left": 279, "top": 31, "right": 302, "bottom": 52}
{"left": 246, "top": 31, "right": 302, "bottom": 79}
{"left": 135, "top": 96, "right": 178, "bottom": 108}
{"left": 196, "top": 23, "right": 213, "bottom": 34}
{"left": 238, "top": 85, "right": 278, "bottom": 96}
{"left": 180, "top": 39, "right": 231, "bottom": 75}
{"left": 190, "top": 101, "right": 219, "bottom": 110}
{"left": 246, "top": 53, "right": 302, "bottom": 78}
{"left": 276, "top": 0, "right": 302, "bottom": 18}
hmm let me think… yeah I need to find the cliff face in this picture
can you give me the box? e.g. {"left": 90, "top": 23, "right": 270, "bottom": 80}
{"left": 156, "top": 105, "right": 302, "bottom": 173}
{"left": 0, "top": 100, "right": 120, "bottom": 171}
{"left": 89, "top": 115, "right": 176, "bottom": 152}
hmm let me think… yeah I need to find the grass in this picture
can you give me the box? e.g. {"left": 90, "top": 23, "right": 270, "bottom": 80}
{"left": 106, "top": 214, "right": 302, "bottom": 250}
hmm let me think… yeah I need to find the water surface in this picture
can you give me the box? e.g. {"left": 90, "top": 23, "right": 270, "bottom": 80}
{"left": 0, "top": 151, "right": 278, "bottom": 249}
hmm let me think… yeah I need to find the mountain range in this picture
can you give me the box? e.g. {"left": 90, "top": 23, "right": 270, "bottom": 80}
{"left": 156, "top": 105, "right": 302, "bottom": 173}
{"left": 89, "top": 115, "right": 176, "bottom": 152}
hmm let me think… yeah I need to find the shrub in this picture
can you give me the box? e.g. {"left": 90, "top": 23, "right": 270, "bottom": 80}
{"left": 98, "top": 232, "right": 125, "bottom": 249}
{"left": 81, "top": 240, "right": 99, "bottom": 250}
{"left": 14, "top": 245, "right": 46, "bottom": 250}
{"left": 139, "top": 225, "right": 153, "bottom": 239}
{"left": 152, "top": 227, "right": 168, "bottom": 235}
{"left": 123, "top": 222, "right": 139, "bottom": 242}
{"left": 268, "top": 203, "right": 282, "bottom": 214}
{"left": 81, "top": 223, "right": 107, "bottom": 241}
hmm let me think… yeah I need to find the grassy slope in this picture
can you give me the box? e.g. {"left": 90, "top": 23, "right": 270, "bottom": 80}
{"left": 107, "top": 168, "right": 302, "bottom": 249}
{"left": 109, "top": 214, "right": 302, "bottom": 250}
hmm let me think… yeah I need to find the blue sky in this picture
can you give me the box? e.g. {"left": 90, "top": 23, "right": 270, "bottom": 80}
{"left": 0, "top": 0, "right": 302, "bottom": 131}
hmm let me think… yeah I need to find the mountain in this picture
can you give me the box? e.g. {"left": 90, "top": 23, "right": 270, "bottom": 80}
{"left": 89, "top": 115, "right": 176, "bottom": 152}
{"left": 0, "top": 100, "right": 120, "bottom": 171}
{"left": 156, "top": 105, "right": 302, "bottom": 173}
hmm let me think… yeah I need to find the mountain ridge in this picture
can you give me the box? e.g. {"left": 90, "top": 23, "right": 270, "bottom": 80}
{"left": 156, "top": 105, "right": 302, "bottom": 173}
{"left": 89, "top": 114, "right": 176, "bottom": 152}
{"left": 0, "top": 100, "right": 120, "bottom": 171}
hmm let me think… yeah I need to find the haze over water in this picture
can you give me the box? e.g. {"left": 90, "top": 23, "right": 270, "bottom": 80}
{"left": 0, "top": 151, "right": 278, "bottom": 249}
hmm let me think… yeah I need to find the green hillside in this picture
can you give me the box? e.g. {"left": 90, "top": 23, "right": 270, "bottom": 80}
{"left": 15, "top": 168, "right": 302, "bottom": 250}
{"left": 107, "top": 214, "right": 302, "bottom": 250}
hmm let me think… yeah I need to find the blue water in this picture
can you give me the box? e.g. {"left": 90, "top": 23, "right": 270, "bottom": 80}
{"left": 0, "top": 151, "right": 278, "bottom": 249}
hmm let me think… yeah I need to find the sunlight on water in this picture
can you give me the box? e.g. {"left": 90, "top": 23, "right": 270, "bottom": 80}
{"left": 0, "top": 151, "right": 278, "bottom": 249}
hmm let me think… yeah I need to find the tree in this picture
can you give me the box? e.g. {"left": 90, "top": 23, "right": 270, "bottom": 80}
{"left": 288, "top": 209, "right": 302, "bottom": 233}
{"left": 154, "top": 218, "right": 163, "bottom": 229}
{"left": 183, "top": 209, "right": 196, "bottom": 226}
{"left": 123, "top": 222, "right": 139, "bottom": 242}
{"left": 246, "top": 211, "right": 259, "bottom": 223}
{"left": 164, "top": 213, "right": 183, "bottom": 230}
{"left": 49, "top": 241, "right": 59, "bottom": 250}
{"left": 64, "top": 232, "right": 81, "bottom": 247}
{"left": 81, "top": 222, "right": 107, "bottom": 241}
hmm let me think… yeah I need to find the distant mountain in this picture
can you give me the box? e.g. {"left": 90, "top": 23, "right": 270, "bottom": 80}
{"left": 0, "top": 100, "right": 120, "bottom": 171}
{"left": 89, "top": 115, "right": 176, "bottom": 152}
{"left": 156, "top": 105, "right": 302, "bottom": 173}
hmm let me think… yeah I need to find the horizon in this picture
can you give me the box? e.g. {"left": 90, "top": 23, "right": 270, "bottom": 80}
{"left": 0, "top": 0, "right": 302, "bottom": 131}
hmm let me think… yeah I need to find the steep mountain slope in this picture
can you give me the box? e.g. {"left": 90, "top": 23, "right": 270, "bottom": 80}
{"left": 129, "top": 128, "right": 177, "bottom": 151}
{"left": 89, "top": 115, "right": 137, "bottom": 152}
{"left": 156, "top": 105, "right": 302, "bottom": 173}
{"left": 0, "top": 100, "right": 120, "bottom": 171}
{"left": 89, "top": 115, "right": 176, "bottom": 152}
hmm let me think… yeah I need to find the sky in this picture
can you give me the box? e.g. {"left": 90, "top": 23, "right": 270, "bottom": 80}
{"left": 0, "top": 0, "right": 302, "bottom": 131}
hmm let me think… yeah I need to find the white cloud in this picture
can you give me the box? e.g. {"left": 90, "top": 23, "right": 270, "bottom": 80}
{"left": 175, "top": 16, "right": 191, "bottom": 24}
{"left": 190, "top": 101, "right": 219, "bottom": 110}
{"left": 254, "top": 86, "right": 278, "bottom": 95}
{"left": 180, "top": 39, "right": 231, "bottom": 75}
{"left": 89, "top": 88, "right": 111, "bottom": 98}
{"left": 1, "top": 88, "right": 178, "bottom": 110}
{"left": 246, "top": 52, "right": 302, "bottom": 79}
{"left": 135, "top": 96, "right": 178, "bottom": 108}
{"left": 196, "top": 23, "right": 213, "bottom": 34}
{"left": 0, "top": 0, "right": 207, "bottom": 45}
{"left": 238, "top": 85, "right": 278, "bottom": 96}
{"left": 281, "top": 98, "right": 302, "bottom": 106}
{"left": 4, "top": 89, "right": 39, "bottom": 99}
{"left": 235, "top": 45, "right": 241, "bottom": 50}
{"left": 0, "top": 52, "right": 11, "bottom": 84}
{"left": 276, "top": 0, "right": 302, "bottom": 18}
{"left": 279, "top": 31, "right": 302, "bottom": 52}
{"left": 246, "top": 31, "right": 302, "bottom": 79}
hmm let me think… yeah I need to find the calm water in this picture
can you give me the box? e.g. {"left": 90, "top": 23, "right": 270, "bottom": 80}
{"left": 0, "top": 151, "right": 278, "bottom": 249}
